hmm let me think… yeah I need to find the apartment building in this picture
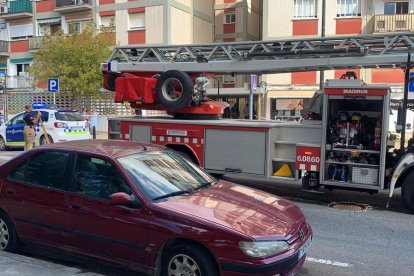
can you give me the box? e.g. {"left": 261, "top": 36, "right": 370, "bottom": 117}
{"left": 0, "top": 0, "right": 214, "bottom": 91}
{"left": 262, "top": 0, "right": 414, "bottom": 121}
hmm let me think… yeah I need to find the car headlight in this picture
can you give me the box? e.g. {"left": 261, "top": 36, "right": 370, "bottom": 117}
{"left": 239, "top": 241, "right": 289, "bottom": 258}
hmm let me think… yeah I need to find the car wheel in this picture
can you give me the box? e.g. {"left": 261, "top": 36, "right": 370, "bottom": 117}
{"left": 163, "top": 243, "right": 218, "bottom": 276}
{"left": 0, "top": 136, "right": 7, "bottom": 151}
{"left": 40, "top": 135, "right": 54, "bottom": 145}
{"left": 401, "top": 172, "right": 414, "bottom": 213}
{"left": 155, "top": 70, "right": 194, "bottom": 110}
{"left": 0, "top": 211, "right": 18, "bottom": 252}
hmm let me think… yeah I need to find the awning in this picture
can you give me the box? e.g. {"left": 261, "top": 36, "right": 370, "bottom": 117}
{"left": 37, "top": 18, "right": 61, "bottom": 25}
{"left": 0, "top": 63, "right": 6, "bottom": 68}
{"left": 10, "top": 58, "right": 33, "bottom": 63}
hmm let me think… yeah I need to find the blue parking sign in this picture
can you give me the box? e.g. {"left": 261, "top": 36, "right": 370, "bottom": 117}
{"left": 409, "top": 72, "right": 414, "bottom": 93}
{"left": 48, "top": 78, "right": 59, "bottom": 92}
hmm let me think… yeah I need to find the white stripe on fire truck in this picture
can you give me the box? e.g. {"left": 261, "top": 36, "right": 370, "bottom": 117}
{"left": 184, "top": 138, "right": 189, "bottom": 143}
{"left": 160, "top": 136, "right": 165, "bottom": 142}
{"left": 300, "top": 164, "right": 306, "bottom": 170}
{"left": 152, "top": 136, "right": 156, "bottom": 141}
{"left": 311, "top": 165, "right": 317, "bottom": 171}
{"left": 168, "top": 137, "right": 172, "bottom": 142}
{"left": 175, "top": 137, "right": 180, "bottom": 142}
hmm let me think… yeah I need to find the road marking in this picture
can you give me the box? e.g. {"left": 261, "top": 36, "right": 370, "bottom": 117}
{"left": 306, "top": 257, "right": 353, "bottom": 268}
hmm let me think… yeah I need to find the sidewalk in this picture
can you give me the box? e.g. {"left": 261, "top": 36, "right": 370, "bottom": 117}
{"left": 0, "top": 251, "right": 102, "bottom": 276}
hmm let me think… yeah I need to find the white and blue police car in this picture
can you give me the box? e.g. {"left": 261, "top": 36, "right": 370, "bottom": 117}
{"left": 0, "top": 103, "right": 90, "bottom": 150}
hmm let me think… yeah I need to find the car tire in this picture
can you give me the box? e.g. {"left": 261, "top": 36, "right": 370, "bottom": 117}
{"left": 401, "top": 172, "right": 414, "bottom": 213}
{"left": 40, "top": 135, "right": 54, "bottom": 145}
{"left": 0, "top": 136, "right": 8, "bottom": 151}
{"left": 0, "top": 211, "right": 19, "bottom": 252}
{"left": 155, "top": 70, "right": 194, "bottom": 110}
{"left": 163, "top": 243, "right": 218, "bottom": 276}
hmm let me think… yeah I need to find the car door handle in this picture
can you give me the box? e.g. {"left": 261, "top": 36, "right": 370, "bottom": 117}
{"left": 69, "top": 203, "right": 82, "bottom": 210}
{"left": 5, "top": 188, "right": 16, "bottom": 195}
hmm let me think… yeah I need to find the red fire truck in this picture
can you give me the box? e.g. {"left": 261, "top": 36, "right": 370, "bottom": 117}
{"left": 101, "top": 33, "right": 414, "bottom": 212}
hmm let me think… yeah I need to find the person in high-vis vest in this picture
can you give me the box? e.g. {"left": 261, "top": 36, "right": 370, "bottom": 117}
{"left": 23, "top": 104, "right": 41, "bottom": 151}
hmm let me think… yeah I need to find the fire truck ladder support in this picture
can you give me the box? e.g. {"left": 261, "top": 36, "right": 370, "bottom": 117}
{"left": 106, "top": 32, "right": 414, "bottom": 74}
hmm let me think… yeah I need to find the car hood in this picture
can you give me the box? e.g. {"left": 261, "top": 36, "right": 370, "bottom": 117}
{"left": 157, "top": 180, "right": 305, "bottom": 239}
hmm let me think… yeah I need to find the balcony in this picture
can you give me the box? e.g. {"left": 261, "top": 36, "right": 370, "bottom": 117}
{"left": 6, "top": 75, "right": 34, "bottom": 89}
{"left": 55, "top": 0, "right": 92, "bottom": 14}
{"left": 29, "top": 37, "right": 44, "bottom": 52}
{"left": 0, "top": 0, "right": 33, "bottom": 20}
{"left": 370, "top": 13, "right": 414, "bottom": 33}
{"left": 0, "top": 40, "right": 9, "bottom": 57}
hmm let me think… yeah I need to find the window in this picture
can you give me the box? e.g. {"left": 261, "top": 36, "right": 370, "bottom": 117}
{"left": 9, "top": 24, "right": 33, "bottom": 40}
{"left": 384, "top": 2, "right": 409, "bottom": 15}
{"left": 9, "top": 152, "right": 70, "bottom": 190}
{"left": 30, "top": 111, "right": 49, "bottom": 123}
{"left": 74, "top": 155, "right": 132, "bottom": 200}
{"left": 337, "top": 0, "right": 361, "bottom": 17}
{"left": 99, "top": 16, "right": 115, "bottom": 32}
{"left": 271, "top": 98, "right": 310, "bottom": 121}
{"left": 223, "top": 75, "right": 235, "bottom": 84}
{"left": 17, "top": 63, "right": 30, "bottom": 77}
{"left": 129, "top": 12, "right": 145, "bottom": 30}
{"left": 9, "top": 113, "right": 24, "bottom": 125}
{"left": 68, "top": 22, "right": 81, "bottom": 34}
{"left": 224, "top": 12, "right": 236, "bottom": 24}
{"left": 294, "top": 0, "right": 317, "bottom": 18}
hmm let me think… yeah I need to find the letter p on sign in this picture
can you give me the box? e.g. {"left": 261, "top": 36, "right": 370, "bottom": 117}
{"left": 48, "top": 78, "right": 59, "bottom": 92}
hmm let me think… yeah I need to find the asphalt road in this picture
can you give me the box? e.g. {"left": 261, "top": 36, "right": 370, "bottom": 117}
{"left": 0, "top": 151, "right": 413, "bottom": 275}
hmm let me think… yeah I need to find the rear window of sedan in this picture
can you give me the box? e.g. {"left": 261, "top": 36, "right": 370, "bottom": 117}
{"left": 55, "top": 112, "right": 85, "bottom": 121}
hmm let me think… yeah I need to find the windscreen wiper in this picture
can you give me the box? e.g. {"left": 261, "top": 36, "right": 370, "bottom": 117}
{"left": 152, "top": 190, "right": 193, "bottom": 201}
{"left": 194, "top": 181, "right": 216, "bottom": 191}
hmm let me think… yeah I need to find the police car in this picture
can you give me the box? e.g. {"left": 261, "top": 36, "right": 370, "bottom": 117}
{"left": 0, "top": 104, "right": 90, "bottom": 150}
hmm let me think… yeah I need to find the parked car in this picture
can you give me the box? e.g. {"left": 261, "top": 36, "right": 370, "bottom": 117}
{"left": 0, "top": 105, "right": 90, "bottom": 151}
{"left": 0, "top": 140, "right": 312, "bottom": 276}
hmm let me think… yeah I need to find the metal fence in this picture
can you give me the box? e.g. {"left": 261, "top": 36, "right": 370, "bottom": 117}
{"left": 0, "top": 91, "right": 133, "bottom": 117}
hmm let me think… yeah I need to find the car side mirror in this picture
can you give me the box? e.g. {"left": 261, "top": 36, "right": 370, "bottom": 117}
{"left": 109, "top": 192, "right": 139, "bottom": 208}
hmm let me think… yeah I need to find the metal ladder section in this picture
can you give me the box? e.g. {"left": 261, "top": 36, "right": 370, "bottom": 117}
{"left": 107, "top": 32, "right": 414, "bottom": 74}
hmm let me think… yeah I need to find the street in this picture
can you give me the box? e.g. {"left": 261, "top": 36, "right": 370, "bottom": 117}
{"left": 0, "top": 151, "right": 413, "bottom": 276}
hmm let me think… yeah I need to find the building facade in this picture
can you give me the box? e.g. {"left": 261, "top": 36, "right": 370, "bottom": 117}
{"left": 0, "top": 0, "right": 214, "bottom": 91}
{"left": 262, "top": 0, "right": 414, "bottom": 122}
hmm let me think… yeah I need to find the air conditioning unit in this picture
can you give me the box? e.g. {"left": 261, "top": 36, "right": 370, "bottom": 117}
{"left": 0, "top": 6, "right": 9, "bottom": 14}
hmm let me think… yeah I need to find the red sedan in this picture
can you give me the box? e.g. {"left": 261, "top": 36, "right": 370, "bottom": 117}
{"left": 0, "top": 140, "right": 312, "bottom": 276}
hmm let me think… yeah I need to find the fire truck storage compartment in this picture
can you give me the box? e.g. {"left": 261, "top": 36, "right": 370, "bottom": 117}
{"left": 320, "top": 84, "right": 389, "bottom": 188}
{"left": 204, "top": 129, "right": 266, "bottom": 176}
{"left": 130, "top": 125, "right": 151, "bottom": 143}
{"left": 271, "top": 122, "right": 322, "bottom": 181}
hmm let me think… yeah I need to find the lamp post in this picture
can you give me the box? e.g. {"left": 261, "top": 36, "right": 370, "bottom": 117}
{"left": 0, "top": 69, "right": 7, "bottom": 124}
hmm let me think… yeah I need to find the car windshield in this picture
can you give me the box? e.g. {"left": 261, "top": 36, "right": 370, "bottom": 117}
{"left": 55, "top": 111, "right": 85, "bottom": 121}
{"left": 118, "top": 150, "right": 216, "bottom": 201}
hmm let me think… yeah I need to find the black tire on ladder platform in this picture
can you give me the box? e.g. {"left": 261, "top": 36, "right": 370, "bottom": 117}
{"left": 155, "top": 70, "right": 194, "bottom": 110}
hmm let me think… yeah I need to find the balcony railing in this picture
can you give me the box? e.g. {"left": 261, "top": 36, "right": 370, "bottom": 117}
{"left": 29, "top": 37, "right": 44, "bottom": 50}
{"left": 0, "top": 40, "right": 8, "bottom": 52}
{"left": 8, "top": 0, "right": 33, "bottom": 14}
{"left": 56, "top": 0, "right": 92, "bottom": 8}
{"left": 370, "top": 13, "right": 414, "bottom": 33}
{"left": 6, "top": 75, "right": 34, "bottom": 89}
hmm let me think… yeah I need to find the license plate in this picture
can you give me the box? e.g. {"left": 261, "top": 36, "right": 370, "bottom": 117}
{"left": 298, "top": 236, "right": 312, "bottom": 260}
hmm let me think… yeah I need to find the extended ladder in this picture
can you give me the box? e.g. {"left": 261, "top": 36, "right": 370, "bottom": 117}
{"left": 104, "top": 32, "right": 414, "bottom": 74}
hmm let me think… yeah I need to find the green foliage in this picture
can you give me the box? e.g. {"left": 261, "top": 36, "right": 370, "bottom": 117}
{"left": 29, "top": 23, "right": 114, "bottom": 98}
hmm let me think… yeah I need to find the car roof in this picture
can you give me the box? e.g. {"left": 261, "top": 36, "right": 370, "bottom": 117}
{"left": 38, "top": 139, "right": 165, "bottom": 159}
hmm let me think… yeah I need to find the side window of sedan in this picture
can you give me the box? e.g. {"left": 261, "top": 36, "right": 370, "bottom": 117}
{"left": 8, "top": 151, "right": 70, "bottom": 190}
{"left": 10, "top": 113, "right": 25, "bottom": 125}
{"left": 74, "top": 155, "right": 132, "bottom": 200}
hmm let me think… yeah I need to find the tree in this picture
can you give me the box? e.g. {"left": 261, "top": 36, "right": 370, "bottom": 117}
{"left": 29, "top": 23, "right": 114, "bottom": 98}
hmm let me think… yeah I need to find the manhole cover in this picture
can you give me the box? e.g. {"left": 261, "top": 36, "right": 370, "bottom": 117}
{"left": 328, "top": 202, "right": 373, "bottom": 212}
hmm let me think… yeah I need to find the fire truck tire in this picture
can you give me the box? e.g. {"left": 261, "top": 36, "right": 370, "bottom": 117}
{"left": 401, "top": 172, "right": 414, "bottom": 213}
{"left": 156, "top": 70, "right": 194, "bottom": 110}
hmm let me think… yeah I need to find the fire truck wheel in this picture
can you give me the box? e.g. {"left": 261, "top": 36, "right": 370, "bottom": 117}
{"left": 156, "top": 70, "right": 194, "bottom": 110}
{"left": 401, "top": 172, "right": 414, "bottom": 213}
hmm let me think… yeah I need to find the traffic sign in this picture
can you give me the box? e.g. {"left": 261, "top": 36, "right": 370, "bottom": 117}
{"left": 48, "top": 78, "right": 59, "bottom": 92}
{"left": 409, "top": 72, "right": 414, "bottom": 92}
{"left": 250, "top": 74, "right": 257, "bottom": 93}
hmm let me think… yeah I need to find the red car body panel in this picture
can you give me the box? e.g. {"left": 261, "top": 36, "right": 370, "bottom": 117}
{"left": 0, "top": 140, "right": 312, "bottom": 276}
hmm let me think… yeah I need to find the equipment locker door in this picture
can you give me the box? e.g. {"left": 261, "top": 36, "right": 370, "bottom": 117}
{"left": 204, "top": 129, "right": 266, "bottom": 175}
